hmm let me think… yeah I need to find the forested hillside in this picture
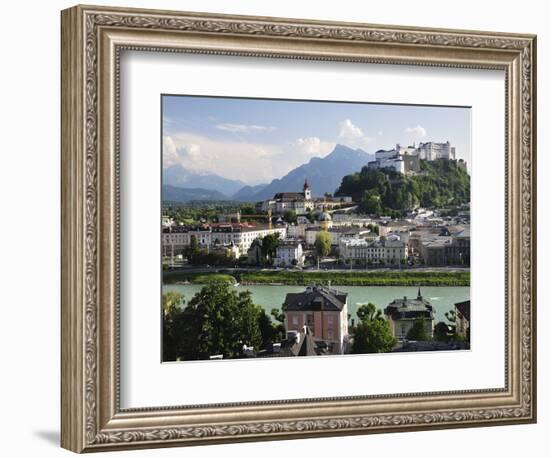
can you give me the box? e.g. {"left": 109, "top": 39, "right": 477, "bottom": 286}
{"left": 335, "top": 159, "right": 470, "bottom": 216}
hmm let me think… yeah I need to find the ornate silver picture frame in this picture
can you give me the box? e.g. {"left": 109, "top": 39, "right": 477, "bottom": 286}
{"left": 61, "top": 4, "right": 536, "bottom": 453}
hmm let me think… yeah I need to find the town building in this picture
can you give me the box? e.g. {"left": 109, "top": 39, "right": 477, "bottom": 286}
{"left": 282, "top": 285, "right": 349, "bottom": 354}
{"left": 417, "top": 227, "right": 470, "bottom": 266}
{"left": 246, "top": 238, "right": 263, "bottom": 265}
{"left": 161, "top": 223, "right": 287, "bottom": 258}
{"left": 274, "top": 242, "right": 305, "bottom": 267}
{"left": 338, "top": 234, "right": 408, "bottom": 266}
{"left": 454, "top": 300, "right": 471, "bottom": 339}
{"left": 210, "top": 242, "right": 241, "bottom": 259}
{"left": 384, "top": 289, "right": 435, "bottom": 340}
{"left": 378, "top": 220, "right": 415, "bottom": 237}
{"left": 286, "top": 223, "right": 306, "bottom": 239}
{"left": 258, "top": 179, "right": 353, "bottom": 216}
{"left": 259, "top": 179, "right": 315, "bottom": 215}
{"left": 305, "top": 226, "right": 371, "bottom": 247}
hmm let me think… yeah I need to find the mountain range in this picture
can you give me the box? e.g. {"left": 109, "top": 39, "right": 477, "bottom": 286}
{"left": 162, "top": 185, "right": 228, "bottom": 202}
{"left": 162, "top": 144, "right": 374, "bottom": 203}
{"left": 163, "top": 164, "right": 245, "bottom": 197}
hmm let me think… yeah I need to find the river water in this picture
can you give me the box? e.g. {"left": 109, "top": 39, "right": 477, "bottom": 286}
{"left": 162, "top": 284, "right": 469, "bottom": 324}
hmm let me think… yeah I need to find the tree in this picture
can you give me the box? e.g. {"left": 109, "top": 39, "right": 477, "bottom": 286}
{"left": 335, "top": 158, "right": 470, "bottom": 216}
{"left": 240, "top": 205, "right": 256, "bottom": 215}
{"left": 258, "top": 309, "right": 285, "bottom": 347}
{"left": 352, "top": 303, "right": 396, "bottom": 354}
{"left": 361, "top": 189, "right": 382, "bottom": 214}
{"left": 176, "top": 281, "right": 264, "bottom": 360}
{"left": 434, "top": 321, "right": 451, "bottom": 342}
{"left": 186, "top": 234, "right": 200, "bottom": 258}
{"left": 366, "top": 223, "right": 379, "bottom": 235}
{"left": 445, "top": 309, "right": 456, "bottom": 323}
{"left": 283, "top": 210, "right": 297, "bottom": 224}
{"left": 162, "top": 291, "right": 185, "bottom": 361}
{"left": 270, "top": 308, "right": 284, "bottom": 324}
{"left": 315, "top": 231, "right": 331, "bottom": 259}
{"left": 406, "top": 319, "right": 432, "bottom": 341}
{"left": 356, "top": 302, "right": 382, "bottom": 322}
{"left": 261, "top": 233, "right": 280, "bottom": 262}
{"left": 162, "top": 291, "right": 184, "bottom": 318}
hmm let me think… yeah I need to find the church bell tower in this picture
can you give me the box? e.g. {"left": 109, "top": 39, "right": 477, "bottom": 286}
{"left": 303, "top": 178, "right": 311, "bottom": 200}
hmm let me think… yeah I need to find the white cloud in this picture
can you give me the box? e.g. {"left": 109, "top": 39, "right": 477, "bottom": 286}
{"left": 162, "top": 136, "right": 179, "bottom": 167}
{"left": 215, "top": 123, "right": 276, "bottom": 134}
{"left": 337, "top": 119, "right": 372, "bottom": 149}
{"left": 163, "top": 132, "right": 335, "bottom": 184}
{"left": 293, "top": 137, "right": 335, "bottom": 157}
{"left": 338, "top": 119, "right": 364, "bottom": 139}
{"left": 404, "top": 124, "right": 427, "bottom": 138}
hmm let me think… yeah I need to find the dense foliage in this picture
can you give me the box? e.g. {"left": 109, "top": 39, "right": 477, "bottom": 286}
{"left": 163, "top": 202, "right": 268, "bottom": 225}
{"left": 162, "top": 281, "right": 282, "bottom": 361}
{"left": 406, "top": 319, "right": 432, "bottom": 341}
{"left": 335, "top": 159, "right": 470, "bottom": 216}
{"left": 352, "top": 303, "right": 397, "bottom": 353}
{"left": 237, "top": 270, "right": 470, "bottom": 286}
{"left": 314, "top": 231, "right": 331, "bottom": 258}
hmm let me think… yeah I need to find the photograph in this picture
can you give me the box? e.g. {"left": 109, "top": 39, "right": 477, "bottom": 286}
{"left": 161, "top": 95, "right": 472, "bottom": 361}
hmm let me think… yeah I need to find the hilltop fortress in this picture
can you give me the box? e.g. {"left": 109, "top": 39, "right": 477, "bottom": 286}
{"left": 368, "top": 141, "right": 467, "bottom": 174}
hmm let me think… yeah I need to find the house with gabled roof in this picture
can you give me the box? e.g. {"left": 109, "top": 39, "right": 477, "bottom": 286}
{"left": 282, "top": 285, "right": 349, "bottom": 354}
{"left": 384, "top": 289, "right": 434, "bottom": 340}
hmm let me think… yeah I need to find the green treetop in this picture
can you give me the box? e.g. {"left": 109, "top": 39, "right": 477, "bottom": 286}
{"left": 315, "top": 231, "right": 331, "bottom": 259}
{"left": 352, "top": 303, "right": 396, "bottom": 354}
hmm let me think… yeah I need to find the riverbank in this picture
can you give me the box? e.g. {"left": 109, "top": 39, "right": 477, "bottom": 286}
{"left": 163, "top": 270, "right": 470, "bottom": 287}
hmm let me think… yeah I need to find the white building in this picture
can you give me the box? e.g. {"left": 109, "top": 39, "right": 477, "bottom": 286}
{"left": 259, "top": 179, "right": 315, "bottom": 215}
{"left": 305, "top": 226, "right": 372, "bottom": 247}
{"left": 274, "top": 242, "right": 305, "bottom": 267}
{"left": 339, "top": 235, "right": 408, "bottom": 265}
{"left": 415, "top": 141, "right": 456, "bottom": 161}
{"left": 368, "top": 141, "right": 457, "bottom": 174}
{"left": 162, "top": 224, "right": 287, "bottom": 257}
{"left": 258, "top": 179, "right": 352, "bottom": 216}
{"left": 287, "top": 223, "right": 307, "bottom": 239}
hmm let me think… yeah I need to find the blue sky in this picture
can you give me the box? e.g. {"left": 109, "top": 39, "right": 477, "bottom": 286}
{"left": 163, "top": 95, "right": 471, "bottom": 185}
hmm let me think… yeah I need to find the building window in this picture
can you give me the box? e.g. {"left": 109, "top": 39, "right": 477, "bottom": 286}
{"left": 292, "top": 316, "right": 298, "bottom": 326}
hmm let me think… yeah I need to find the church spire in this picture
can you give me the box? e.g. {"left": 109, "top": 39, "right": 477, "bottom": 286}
{"left": 303, "top": 178, "right": 311, "bottom": 200}
{"left": 417, "top": 288, "right": 422, "bottom": 300}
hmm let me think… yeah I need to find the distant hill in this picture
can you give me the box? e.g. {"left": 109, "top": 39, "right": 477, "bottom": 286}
{"left": 335, "top": 158, "right": 470, "bottom": 216}
{"left": 162, "top": 185, "right": 228, "bottom": 203}
{"left": 241, "top": 144, "right": 374, "bottom": 202}
{"left": 163, "top": 164, "right": 245, "bottom": 197}
{"left": 232, "top": 183, "right": 268, "bottom": 201}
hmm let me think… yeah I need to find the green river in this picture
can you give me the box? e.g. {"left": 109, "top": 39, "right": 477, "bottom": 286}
{"left": 162, "top": 284, "right": 469, "bottom": 324}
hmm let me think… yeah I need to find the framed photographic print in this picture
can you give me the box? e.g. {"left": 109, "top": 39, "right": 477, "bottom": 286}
{"left": 61, "top": 4, "right": 537, "bottom": 453}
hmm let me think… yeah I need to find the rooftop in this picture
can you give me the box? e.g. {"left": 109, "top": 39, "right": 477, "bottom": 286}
{"left": 384, "top": 289, "right": 434, "bottom": 320}
{"left": 455, "top": 300, "right": 471, "bottom": 321}
{"left": 283, "top": 286, "right": 348, "bottom": 312}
